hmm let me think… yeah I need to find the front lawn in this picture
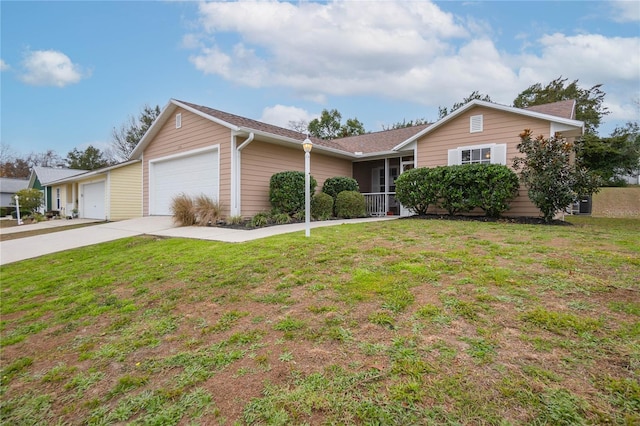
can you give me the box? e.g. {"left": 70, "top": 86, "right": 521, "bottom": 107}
{"left": 1, "top": 217, "right": 638, "bottom": 425}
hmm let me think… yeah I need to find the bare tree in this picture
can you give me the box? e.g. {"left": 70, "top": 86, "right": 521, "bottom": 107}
{"left": 111, "top": 104, "right": 161, "bottom": 161}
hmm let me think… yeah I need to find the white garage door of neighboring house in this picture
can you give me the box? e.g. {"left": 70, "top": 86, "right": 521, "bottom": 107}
{"left": 82, "top": 181, "right": 106, "bottom": 219}
{"left": 150, "top": 149, "right": 219, "bottom": 216}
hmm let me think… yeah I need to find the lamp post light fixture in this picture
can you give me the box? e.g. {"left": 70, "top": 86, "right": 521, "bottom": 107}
{"left": 303, "top": 135, "right": 313, "bottom": 237}
{"left": 14, "top": 195, "right": 23, "bottom": 225}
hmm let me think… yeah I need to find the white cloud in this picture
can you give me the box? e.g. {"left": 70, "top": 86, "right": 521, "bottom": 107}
{"left": 0, "top": 59, "right": 9, "bottom": 71}
{"left": 187, "top": 0, "right": 639, "bottom": 127}
{"left": 610, "top": 0, "right": 640, "bottom": 22}
{"left": 259, "top": 105, "right": 317, "bottom": 129}
{"left": 20, "top": 49, "right": 88, "bottom": 87}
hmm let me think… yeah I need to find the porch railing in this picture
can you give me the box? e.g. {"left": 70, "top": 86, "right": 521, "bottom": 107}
{"left": 363, "top": 192, "right": 395, "bottom": 216}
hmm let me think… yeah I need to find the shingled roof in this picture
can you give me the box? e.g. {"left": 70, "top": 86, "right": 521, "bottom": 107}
{"left": 332, "top": 124, "right": 430, "bottom": 154}
{"left": 31, "top": 167, "right": 87, "bottom": 185}
{"left": 177, "top": 100, "right": 429, "bottom": 155}
{"left": 524, "top": 99, "right": 576, "bottom": 120}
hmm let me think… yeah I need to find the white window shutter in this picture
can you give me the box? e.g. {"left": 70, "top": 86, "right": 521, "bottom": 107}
{"left": 448, "top": 148, "right": 459, "bottom": 165}
{"left": 470, "top": 115, "right": 483, "bottom": 133}
{"left": 491, "top": 144, "right": 507, "bottom": 165}
{"left": 176, "top": 113, "right": 182, "bottom": 129}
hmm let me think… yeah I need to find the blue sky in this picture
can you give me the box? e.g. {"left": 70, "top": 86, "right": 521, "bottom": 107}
{"left": 1, "top": 1, "right": 639, "bottom": 159}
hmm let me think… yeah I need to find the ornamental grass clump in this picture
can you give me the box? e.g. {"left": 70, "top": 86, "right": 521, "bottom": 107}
{"left": 170, "top": 193, "right": 197, "bottom": 226}
{"left": 194, "top": 194, "right": 222, "bottom": 226}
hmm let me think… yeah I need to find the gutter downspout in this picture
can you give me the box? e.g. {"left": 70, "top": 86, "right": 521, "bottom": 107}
{"left": 237, "top": 132, "right": 254, "bottom": 151}
{"left": 233, "top": 132, "right": 254, "bottom": 216}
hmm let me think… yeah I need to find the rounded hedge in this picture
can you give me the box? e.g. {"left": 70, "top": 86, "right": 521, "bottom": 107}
{"left": 311, "top": 192, "right": 334, "bottom": 220}
{"left": 269, "top": 171, "right": 317, "bottom": 215}
{"left": 335, "top": 190, "right": 366, "bottom": 218}
{"left": 322, "top": 176, "right": 360, "bottom": 200}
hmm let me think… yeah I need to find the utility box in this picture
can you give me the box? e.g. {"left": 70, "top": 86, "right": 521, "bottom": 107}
{"left": 578, "top": 196, "right": 592, "bottom": 214}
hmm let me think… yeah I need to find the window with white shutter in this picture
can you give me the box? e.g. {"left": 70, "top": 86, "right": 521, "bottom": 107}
{"left": 448, "top": 143, "right": 507, "bottom": 166}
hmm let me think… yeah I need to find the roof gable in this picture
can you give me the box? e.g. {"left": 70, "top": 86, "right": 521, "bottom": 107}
{"left": 393, "top": 100, "right": 584, "bottom": 151}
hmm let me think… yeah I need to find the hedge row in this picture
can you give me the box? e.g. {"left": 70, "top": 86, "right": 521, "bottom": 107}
{"left": 395, "top": 164, "right": 520, "bottom": 217}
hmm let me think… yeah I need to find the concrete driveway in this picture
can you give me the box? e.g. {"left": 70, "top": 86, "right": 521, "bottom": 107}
{"left": 0, "top": 216, "right": 396, "bottom": 265}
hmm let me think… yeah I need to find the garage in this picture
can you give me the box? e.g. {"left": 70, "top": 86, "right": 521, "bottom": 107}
{"left": 82, "top": 181, "right": 106, "bottom": 219}
{"left": 150, "top": 148, "right": 219, "bottom": 215}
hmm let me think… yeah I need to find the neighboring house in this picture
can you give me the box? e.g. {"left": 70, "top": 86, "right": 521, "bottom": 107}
{"left": 47, "top": 160, "right": 142, "bottom": 220}
{"left": 0, "top": 178, "right": 29, "bottom": 210}
{"left": 131, "top": 98, "right": 583, "bottom": 219}
{"left": 28, "top": 167, "right": 88, "bottom": 213}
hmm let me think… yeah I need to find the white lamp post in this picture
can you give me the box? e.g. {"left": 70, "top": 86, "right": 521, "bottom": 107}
{"left": 302, "top": 135, "right": 313, "bottom": 237}
{"left": 14, "top": 195, "right": 23, "bottom": 225}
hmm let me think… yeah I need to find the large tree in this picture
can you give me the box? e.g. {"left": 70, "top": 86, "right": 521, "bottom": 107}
{"left": 438, "top": 91, "right": 492, "bottom": 119}
{"left": 513, "top": 77, "right": 609, "bottom": 135}
{"left": 66, "top": 145, "right": 112, "bottom": 170}
{"left": 111, "top": 104, "right": 161, "bottom": 161}
{"left": 308, "top": 109, "right": 366, "bottom": 139}
{"left": 577, "top": 122, "right": 640, "bottom": 185}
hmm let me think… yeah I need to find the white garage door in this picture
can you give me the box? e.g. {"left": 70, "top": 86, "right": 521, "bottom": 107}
{"left": 150, "top": 149, "right": 219, "bottom": 215}
{"left": 83, "top": 181, "right": 106, "bottom": 219}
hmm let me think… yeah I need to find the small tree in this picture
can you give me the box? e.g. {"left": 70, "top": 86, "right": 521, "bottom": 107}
{"left": 13, "top": 188, "right": 44, "bottom": 214}
{"left": 513, "top": 129, "right": 601, "bottom": 223}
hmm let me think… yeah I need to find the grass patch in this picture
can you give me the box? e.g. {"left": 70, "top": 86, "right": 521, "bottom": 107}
{"left": 1, "top": 217, "right": 638, "bottom": 424}
{"left": 521, "top": 307, "right": 604, "bottom": 334}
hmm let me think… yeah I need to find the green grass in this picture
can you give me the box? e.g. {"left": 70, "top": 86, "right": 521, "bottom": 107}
{"left": 1, "top": 216, "right": 639, "bottom": 424}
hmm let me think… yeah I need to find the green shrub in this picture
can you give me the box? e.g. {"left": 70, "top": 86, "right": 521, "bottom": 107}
{"left": 194, "top": 194, "right": 222, "bottom": 226}
{"left": 251, "top": 212, "right": 271, "bottom": 228}
{"left": 1, "top": 207, "right": 16, "bottom": 217}
{"left": 225, "top": 215, "right": 244, "bottom": 225}
{"left": 335, "top": 191, "right": 366, "bottom": 218}
{"left": 395, "top": 165, "right": 520, "bottom": 217}
{"left": 311, "top": 192, "right": 333, "bottom": 220}
{"left": 322, "top": 176, "right": 359, "bottom": 214}
{"left": 14, "top": 188, "right": 44, "bottom": 213}
{"left": 170, "top": 193, "right": 196, "bottom": 226}
{"left": 437, "top": 165, "right": 474, "bottom": 215}
{"left": 395, "top": 168, "right": 439, "bottom": 215}
{"left": 269, "top": 171, "right": 317, "bottom": 216}
{"left": 272, "top": 212, "right": 291, "bottom": 224}
{"left": 467, "top": 164, "right": 519, "bottom": 217}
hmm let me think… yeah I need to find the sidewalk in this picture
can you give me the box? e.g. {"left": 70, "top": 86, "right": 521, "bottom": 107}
{"left": 0, "top": 216, "right": 397, "bottom": 265}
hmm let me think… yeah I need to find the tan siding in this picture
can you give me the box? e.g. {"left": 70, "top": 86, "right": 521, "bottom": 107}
{"left": 109, "top": 162, "right": 142, "bottom": 220}
{"left": 415, "top": 106, "right": 556, "bottom": 217}
{"left": 240, "top": 141, "right": 351, "bottom": 217}
{"left": 143, "top": 107, "right": 232, "bottom": 216}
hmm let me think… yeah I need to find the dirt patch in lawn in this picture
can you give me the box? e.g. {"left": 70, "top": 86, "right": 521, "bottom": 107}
{"left": 592, "top": 186, "right": 640, "bottom": 218}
